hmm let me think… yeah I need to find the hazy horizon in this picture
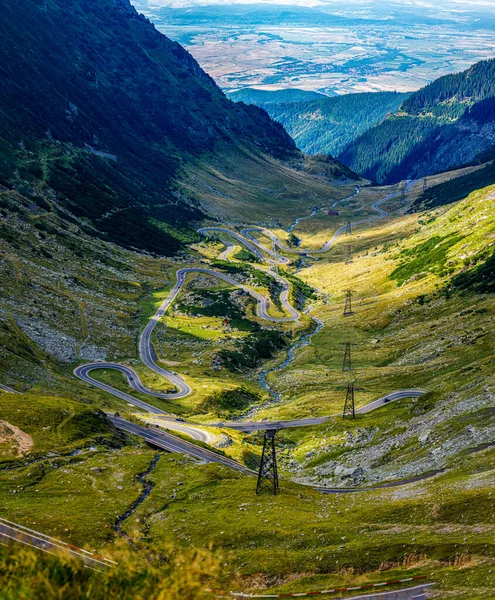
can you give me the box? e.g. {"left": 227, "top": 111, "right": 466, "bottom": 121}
{"left": 139, "top": 0, "right": 495, "bottom": 11}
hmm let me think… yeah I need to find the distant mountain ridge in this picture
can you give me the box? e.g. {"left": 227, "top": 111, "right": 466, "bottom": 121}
{"left": 338, "top": 59, "right": 495, "bottom": 184}
{"left": 227, "top": 88, "right": 327, "bottom": 105}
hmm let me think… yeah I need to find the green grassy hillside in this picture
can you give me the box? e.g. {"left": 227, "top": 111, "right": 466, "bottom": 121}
{"left": 411, "top": 160, "right": 495, "bottom": 212}
{"left": 254, "top": 183, "right": 494, "bottom": 481}
{"left": 1, "top": 1, "right": 494, "bottom": 596}
{"left": 1, "top": 173, "right": 494, "bottom": 598}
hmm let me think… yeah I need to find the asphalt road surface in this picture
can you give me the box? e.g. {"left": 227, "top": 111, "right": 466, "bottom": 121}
{"left": 217, "top": 416, "right": 330, "bottom": 432}
{"left": 219, "top": 242, "right": 236, "bottom": 260}
{"left": 141, "top": 415, "right": 215, "bottom": 443}
{"left": 74, "top": 363, "right": 166, "bottom": 411}
{"left": 0, "top": 383, "right": 19, "bottom": 393}
{"left": 215, "top": 389, "right": 426, "bottom": 432}
{"left": 0, "top": 518, "right": 116, "bottom": 571}
{"left": 331, "top": 584, "right": 433, "bottom": 600}
{"left": 356, "top": 390, "right": 426, "bottom": 414}
{"left": 109, "top": 415, "right": 253, "bottom": 475}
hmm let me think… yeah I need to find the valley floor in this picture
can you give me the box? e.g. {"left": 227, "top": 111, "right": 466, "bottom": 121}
{"left": 0, "top": 169, "right": 494, "bottom": 598}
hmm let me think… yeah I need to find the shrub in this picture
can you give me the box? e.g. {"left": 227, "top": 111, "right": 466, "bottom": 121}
{"left": 199, "top": 387, "right": 260, "bottom": 417}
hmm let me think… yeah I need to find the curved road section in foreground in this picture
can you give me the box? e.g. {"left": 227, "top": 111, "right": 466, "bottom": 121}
{"left": 0, "top": 383, "right": 19, "bottom": 394}
{"left": 0, "top": 518, "right": 116, "bottom": 570}
{"left": 0, "top": 515, "right": 434, "bottom": 598}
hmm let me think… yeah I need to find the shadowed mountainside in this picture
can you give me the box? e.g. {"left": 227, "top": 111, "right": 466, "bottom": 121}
{"left": 0, "top": 0, "right": 301, "bottom": 254}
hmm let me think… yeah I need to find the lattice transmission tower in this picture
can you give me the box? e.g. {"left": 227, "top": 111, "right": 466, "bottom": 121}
{"left": 343, "top": 382, "right": 355, "bottom": 419}
{"left": 343, "top": 289, "right": 356, "bottom": 317}
{"left": 256, "top": 430, "right": 279, "bottom": 495}
{"left": 342, "top": 342, "right": 352, "bottom": 372}
{"left": 345, "top": 244, "right": 353, "bottom": 264}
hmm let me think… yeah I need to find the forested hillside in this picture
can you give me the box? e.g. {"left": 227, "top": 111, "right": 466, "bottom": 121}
{"left": 0, "top": 0, "right": 297, "bottom": 255}
{"left": 262, "top": 92, "right": 408, "bottom": 156}
{"left": 339, "top": 59, "right": 495, "bottom": 184}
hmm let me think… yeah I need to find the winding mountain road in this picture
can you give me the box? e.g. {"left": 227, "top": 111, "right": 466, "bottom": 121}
{"left": 76, "top": 266, "right": 301, "bottom": 405}
{"left": 238, "top": 181, "right": 415, "bottom": 257}
{"left": 199, "top": 226, "right": 290, "bottom": 264}
{"left": 212, "top": 388, "right": 427, "bottom": 432}
{"left": 75, "top": 181, "right": 425, "bottom": 446}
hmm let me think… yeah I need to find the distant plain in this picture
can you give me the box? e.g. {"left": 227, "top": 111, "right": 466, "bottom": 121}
{"left": 134, "top": 1, "right": 495, "bottom": 94}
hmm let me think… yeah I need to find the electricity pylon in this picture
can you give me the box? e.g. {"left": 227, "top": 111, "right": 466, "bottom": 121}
{"left": 343, "top": 289, "right": 355, "bottom": 316}
{"left": 345, "top": 244, "right": 353, "bottom": 264}
{"left": 343, "top": 382, "right": 355, "bottom": 419}
{"left": 256, "top": 430, "right": 279, "bottom": 495}
{"left": 346, "top": 220, "right": 352, "bottom": 235}
{"left": 342, "top": 341, "right": 352, "bottom": 372}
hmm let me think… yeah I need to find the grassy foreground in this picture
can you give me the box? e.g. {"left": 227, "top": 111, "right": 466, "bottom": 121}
{"left": 0, "top": 544, "right": 221, "bottom": 600}
{"left": 0, "top": 446, "right": 493, "bottom": 599}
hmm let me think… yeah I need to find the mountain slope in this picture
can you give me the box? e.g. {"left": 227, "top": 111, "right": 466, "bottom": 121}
{"left": 0, "top": 0, "right": 359, "bottom": 388}
{"left": 0, "top": 0, "right": 298, "bottom": 255}
{"left": 339, "top": 59, "right": 495, "bottom": 184}
{"left": 260, "top": 92, "right": 409, "bottom": 156}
